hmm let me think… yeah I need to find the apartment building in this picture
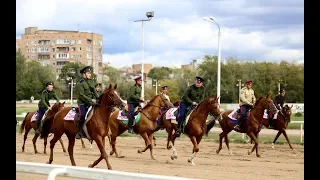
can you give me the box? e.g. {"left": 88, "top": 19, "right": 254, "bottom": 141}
{"left": 181, "top": 59, "right": 198, "bottom": 70}
{"left": 17, "top": 27, "right": 104, "bottom": 82}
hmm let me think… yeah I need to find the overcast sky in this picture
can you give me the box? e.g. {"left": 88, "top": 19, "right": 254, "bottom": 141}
{"left": 16, "top": 0, "right": 304, "bottom": 68}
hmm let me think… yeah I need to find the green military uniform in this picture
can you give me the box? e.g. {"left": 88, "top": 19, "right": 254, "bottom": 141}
{"left": 180, "top": 85, "right": 205, "bottom": 105}
{"left": 75, "top": 66, "right": 98, "bottom": 139}
{"left": 127, "top": 84, "right": 142, "bottom": 104}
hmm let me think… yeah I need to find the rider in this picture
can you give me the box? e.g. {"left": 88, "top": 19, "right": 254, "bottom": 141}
{"left": 75, "top": 66, "right": 99, "bottom": 139}
{"left": 268, "top": 89, "right": 287, "bottom": 128}
{"left": 175, "top": 76, "right": 205, "bottom": 137}
{"left": 234, "top": 80, "right": 256, "bottom": 131}
{"left": 36, "top": 81, "right": 60, "bottom": 133}
{"left": 127, "top": 76, "right": 144, "bottom": 134}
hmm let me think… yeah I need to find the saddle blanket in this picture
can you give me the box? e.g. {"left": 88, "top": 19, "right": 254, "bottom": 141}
{"left": 227, "top": 110, "right": 238, "bottom": 123}
{"left": 263, "top": 110, "right": 279, "bottom": 119}
{"left": 117, "top": 110, "right": 139, "bottom": 121}
{"left": 30, "top": 110, "right": 49, "bottom": 122}
{"left": 165, "top": 107, "right": 178, "bottom": 119}
{"left": 64, "top": 106, "right": 92, "bottom": 121}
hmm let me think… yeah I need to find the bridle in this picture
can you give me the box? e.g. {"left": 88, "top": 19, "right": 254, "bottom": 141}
{"left": 140, "top": 94, "right": 172, "bottom": 120}
{"left": 95, "top": 90, "right": 124, "bottom": 109}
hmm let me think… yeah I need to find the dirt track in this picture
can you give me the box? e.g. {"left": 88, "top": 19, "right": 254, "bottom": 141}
{"left": 16, "top": 133, "right": 304, "bottom": 180}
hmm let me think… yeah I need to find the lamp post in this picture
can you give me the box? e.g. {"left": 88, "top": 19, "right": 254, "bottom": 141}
{"left": 236, "top": 79, "right": 244, "bottom": 104}
{"left": 203, "top": 17, "right": 221, "bottom": 104}
{"left": 67, "top": 68, "right": 76, "bottom": 106}
{"left": 152, "top": 79, "right": 161, "bottom": 95}
{"left": 278, "top": 79, "right": 283, "bottom": 93}
{"left": 134, "top": 11, "right": 154, "bottom": 103}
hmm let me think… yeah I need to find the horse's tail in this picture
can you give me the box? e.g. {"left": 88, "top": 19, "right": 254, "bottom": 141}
{"left": 205, "top": 118, "right": 216, "bottom": 136}
{"left": 19, "top": 112, "right": 29, "bottom": 134}
{"left": 40, "top": 115, "right": 54, "bottom": 139}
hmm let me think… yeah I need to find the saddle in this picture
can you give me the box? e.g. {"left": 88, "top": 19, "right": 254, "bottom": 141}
{"left": 121, "top": 105, "right": 141, "bottom": 117}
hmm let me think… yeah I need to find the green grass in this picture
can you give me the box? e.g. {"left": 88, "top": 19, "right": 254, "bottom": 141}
{"left": 16, "top": 107, "right": 37, "bottom": 115}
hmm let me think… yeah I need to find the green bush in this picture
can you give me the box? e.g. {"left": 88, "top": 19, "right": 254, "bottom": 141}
{"left": 295, "top": 112, "right": 303, "bottom": 117}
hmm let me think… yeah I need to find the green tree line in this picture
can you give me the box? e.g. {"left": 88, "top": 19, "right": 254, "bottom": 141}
{"left": 16, "top": 51, "right": 304, "bottom": 103}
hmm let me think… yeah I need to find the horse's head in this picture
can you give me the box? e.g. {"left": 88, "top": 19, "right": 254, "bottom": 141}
{"left": 99, "top": 84, "right": 126, "bottom": 110}
{"left": 157, "top": 94, "right": 174, "bottom": 109}
{"left": 51, "top": 101, "right": 65, "bottom": 113}
{"left": 205, "top": 97, "right": 221, "bottom": 116}
{"left": 282, "top": 104, "right": 293, "bottom": 120}
{"left": 256, "top": 94, "right": 277, "bottom": 113}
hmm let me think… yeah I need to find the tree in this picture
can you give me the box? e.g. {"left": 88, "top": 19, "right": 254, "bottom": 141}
{"left": 148, "top": 67, "right": 172, "bottom": 80}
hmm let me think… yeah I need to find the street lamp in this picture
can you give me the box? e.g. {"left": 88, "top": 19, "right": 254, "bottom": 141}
{"left": 203, "top": 16, "right": 221, "bottom": 104}
{"left": 278, "top": 79, "right": 283, "bottom": 93}
{"left": 67, "top": 68, "right": 76, "bottom": 106}
{"left": 152, "top": 79, "right": 161, "bottom": 95}
{"left": 134, "top": 11, "right": 154, "bottom": 103}
{"left": 236, "top": 79, "right": 244, "bottom": 104}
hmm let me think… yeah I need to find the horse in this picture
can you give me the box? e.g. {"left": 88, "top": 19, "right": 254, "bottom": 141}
{"left": 108, "top": 94, "right": 173, "bottom": 159}
{"left": 40, "top": 84, "right": 126, "bottom": 170}
{"left": 168, "top": 97, "right": 221, "bottom": 165}
{"left": 261, "top": 104, "right": 294, "bottom": 150}
{"left": 206, "top": 94, "right": 277, "bottom": 157}
{"left": 19, "top": 102, "right": 66, "bottom": 154}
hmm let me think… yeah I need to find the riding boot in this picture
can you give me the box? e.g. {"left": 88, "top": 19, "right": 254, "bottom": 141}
{"left": 127, "top": 115, "right": 135, "bottom": 134}
{"left": 175, "top": 120, "right": 184, "bottom": 137}
{"left": 76, "top": 120, "right": 84, "bottom": 139}
{"left": 268, "top": 118, "right": 274, "bottom": 129}
{"left": 234, "top": 116, "right": 244, "bottom": 131}
{"left": 36, "top": 119, "right": 41, "bottom": 134}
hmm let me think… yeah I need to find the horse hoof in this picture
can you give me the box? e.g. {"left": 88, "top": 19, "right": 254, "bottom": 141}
{"left": 137, "top": 150, "right": 142, "bottom": 154}
{"left": 110, "top": 151, "right": 114, "bottom": 156}
{"left": 118, "top": 155, "right": 125, "bottom": 158}
{"left": 171, "top": 156, "right": 174, "bottom": 160}
{"left": 188, "top": 159, "right": 195, "bottom": 166}
{"left": 248, "top": 151, "right": 251, "bottom": 155}
{"left": 216, "top": 149, "right": 220, "bottom": 154}
{"left": 256, "top": 154, "right": 261, "bottom": 158}
{"left": 88, "top": 164, "right": 93, "bottom": 168}
{"left": 167, "top": 145, "right": 172, "bottom": 150}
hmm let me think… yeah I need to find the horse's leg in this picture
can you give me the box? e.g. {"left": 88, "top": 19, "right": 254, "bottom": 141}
{"left": 170, "top": 133, "right": 178, "bottom": 160}
{"left": 166, "top": 125, "right": 173, "bottom": 150}
{"left": 255, "top": 132, "right": 260, "bottom": 157}
{"left": 43, "top": 136, "right": 47, "bottom": 154}
{"left": 88, "top": 135, "right": 112, "bottom": 170}
{"left": 110, "top": 135, "right": 122, "bottom": 158}
{"left": 32, "top": 132, "right": 40, "bottom": 154}
{"left": 65, "top": 131, "right": 76, "bottom": 166}
{"left": 281, "top": 129, "right": 294, "bottom": 150}
{"left": 148, "top": 133, "right": 156, "bottom": 160}
{"left": 137, "top": 132, "right": 151, "bottom": 153}
{"left": 48, "top": 131, "right": 64, "bottom": 164}
{"left": 216, "top": 132, "right": 224, "bottom": 154}
{"left": 59, "top": 138, "right": 67, "bottom": 153}
{"left": 272, "top": 131, "right": 282, "bottom": 149}
{"left": 22, "top": 128, "right": 30, "bottom": 152}
{"left": 246, "top": 132, "right": 260, "bottom": 157}
{"left": 224, "top": 131, "right": 233, "bottom": 155}
{"left": 188, "top": 136, "right": 200, "bottom": 166}
{"left": 80, "top": 138, "right": 86, "bottom": 149}
{"left": 153, "top": 136, "right": 156, "bottom": 147}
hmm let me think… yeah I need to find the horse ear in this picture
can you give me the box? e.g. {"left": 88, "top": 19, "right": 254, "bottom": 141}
{"left": 290, "top": 104, "right": 293, "bottom": 108}
{"left": 109, "top": 84, "right": 112, "bottom": 89}
{"left": 114, "top": 84, "right": 117, "bottom": 89}
{"left": 62, "top": 101, "right": 65, "bottom": 104}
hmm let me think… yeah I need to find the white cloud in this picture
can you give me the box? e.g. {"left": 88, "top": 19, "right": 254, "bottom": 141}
{"left": 16, "top": 0, "right": 304, "bottom": 68}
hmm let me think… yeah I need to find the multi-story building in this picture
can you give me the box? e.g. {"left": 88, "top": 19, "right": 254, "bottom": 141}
{"left": 16, "top": 27, "right": 104, "bottom": 82}
{"left": 16, "top": 39, "right": 21, "bottom": 52}
{"left": 181, "top": 59, "right": 198, "bottom": 70}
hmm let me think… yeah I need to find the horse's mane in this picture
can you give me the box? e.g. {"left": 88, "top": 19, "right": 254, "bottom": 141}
{"left": 98, "top": 87, "right": 112, "bottom": 103}
{"left": 143, "top": 94, "right": 159, "bottom": 109}
{"left": 254, "top": 96, "right": 263, "bottom": 107}
{"left": 194, "top": 97, "right": 216, "bottom": 111}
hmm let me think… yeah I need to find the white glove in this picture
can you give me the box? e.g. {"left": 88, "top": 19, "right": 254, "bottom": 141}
{"left": 192, "top": 102, "right": 198, "bottom": 106}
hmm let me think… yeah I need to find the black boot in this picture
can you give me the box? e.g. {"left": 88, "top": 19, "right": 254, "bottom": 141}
{"left": 175, "top": 121, "right": 183, "bottom": 137}
{"left": 76, "top": 120, "right": 84, "bottom": 139}
{"left": 36, "top": 119, "right": 41, "bottom": 134}
{"left": 234, "top": 117, "right": 244, "bottom": 131}
{"left": 127, "top": 115, "right": 135, "bottom": 134}
{"left": 268, "top": 118, "right": 274, "bottom": 129}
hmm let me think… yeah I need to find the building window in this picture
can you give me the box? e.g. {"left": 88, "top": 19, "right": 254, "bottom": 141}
{"left": 32, "top": 48, "right": 37, "bottom": 52}
{"left": 78, "top": 47, "right": 81, "bottom": 51}
{"left": 52, "top": 55, "right": 55, "bottom": 58}
{"left": 78, "top": 40, "right": 82, "bottom": 44}
{"left": 26, "top": 42, "right": 29, "bottom": 46}
{"left": 56, "top": 39, "right": 70, "bottom": 44}
{"left": 86, "top": 46, "right": 92, "bottom": 51}
{"left": 57, "top": 53, "right": 69, "bottom": 59}
{"left": 52, "top": 48, "right": 55, "bottom": 52}
{"left": 71, "top": 40, "right": 76, "bottom": 45}
{"left": 38, "top": 47, "right": 49, "bottom": 52}
{"left": 87, "top": 53, "right": 92, "bottom": 59}
{"left": 71, "top": 47, "right": 76, "bottom": 51}
{"left": 51, "top": 40, "right": 55, "bottom": 45}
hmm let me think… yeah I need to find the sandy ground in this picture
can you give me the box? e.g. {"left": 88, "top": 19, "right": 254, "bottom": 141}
{"left": 16, "top": 133, "right": 304, "bottom": 180}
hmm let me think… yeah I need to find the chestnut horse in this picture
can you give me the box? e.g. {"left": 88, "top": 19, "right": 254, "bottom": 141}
{"left": 19, "top": 102, "right": 66, "bottom": 154}
{"left": 206, "top": 94, "right": 277, "bottom": 157}
{"left": 261, "top": 104, "right": 294, "bottom": 150}
{"left": 40, "top": 84, "right": 126, "bottom": 170}
{"left": 108, "top": 94, "right": 173, "bottom": 159}
{"left": 169, "top": 97, "right": 221, "bottom": 165}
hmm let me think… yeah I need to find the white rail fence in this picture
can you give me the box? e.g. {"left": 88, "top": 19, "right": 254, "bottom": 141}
{"left": 16, "top": 161, "right": 197, "bottom": 180}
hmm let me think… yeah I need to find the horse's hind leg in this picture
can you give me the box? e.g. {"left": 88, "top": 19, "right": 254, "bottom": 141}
{"left": 247, "top": 132, "right": 260, "bottom": 157}
{"left": 65, "top": 131, "right": 76, "bottom": 166}
{"left": 224, "top": 132, "right": 233, "bottom": 155}
{"left": 59, "top": 138, "right": 67, "bottom": 153}
{"left": 148, "top": 133, "right": 156, "bottom": 160}
{"left": 32, "top": 133, "right": 40, "bottom": 154}
{"left": 80, "top": 138, "right": 86, "bottom": 149}
{"left": 166, "top": 126, "right": 173, "bottom": 150}
{"left": 272, "top": 131, "right": 282, "bottom": 149}
{"left": 48, "top": 131, "right": 64, "bottom": 164}
{"left": 137, "top": 132, "right": 151, "bottom": 154}
{"left": 216, "top": 132, "right": 224, "bottom": 154}
{"left": 281, "top": 129, "right": 294, "bottom": 150}
{"left": 110, "top": 135, "right": 122, "bottom": 158}
{"left": 22, "top": 128, "right": 30, "bottom": 152}
{"left": 170, "top": 133, "right": 178, "bottom": 160}
{"left": 89, "top": 136, "right": 112, "bottom": 170}
{"left": 153, "top": 136, "right": 156, "bottom": 146}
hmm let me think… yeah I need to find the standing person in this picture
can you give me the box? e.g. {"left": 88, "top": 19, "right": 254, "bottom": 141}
{"left": 234, "top": 80, "right": 256, "bottom": 131}
{"left": 36, "top": 81, "right": 60, "bottom": 133}
{"left": 175, "top": 76, "right": 205, "bottom": 137}
{"left": 75, "top": 66, "right": 99, "bottom": 139}
{"left": 127, "top": 76, "right": 144, "bottom": 134}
